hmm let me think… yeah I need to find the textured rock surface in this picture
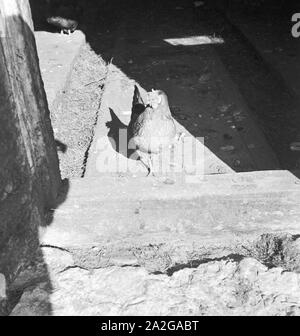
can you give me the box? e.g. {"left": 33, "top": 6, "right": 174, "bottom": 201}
{"left": 11, "top": 256, "right": 300, "bottom": 316}
{"left": 50, "top": 44, "right": 107, "bottom": 178}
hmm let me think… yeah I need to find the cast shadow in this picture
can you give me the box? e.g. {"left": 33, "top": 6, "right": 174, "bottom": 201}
{"left": 106, "top": 108, "right": 138, "bottom": 161}
{"left": 55, "top": 139, "right": 68, "bottom": 154}
{"left": 106, "top": 85, "right": 147, "bottom": 161}
{"left": 0, "top": 11, "right": 71, "bottom": 315}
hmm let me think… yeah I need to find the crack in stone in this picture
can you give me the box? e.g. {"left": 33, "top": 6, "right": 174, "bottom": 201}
{"left": 40, "top": 244, "right": 71, "bottom": 253}
{"left": 165, "top": 254, "right": 245, "bottom": 276}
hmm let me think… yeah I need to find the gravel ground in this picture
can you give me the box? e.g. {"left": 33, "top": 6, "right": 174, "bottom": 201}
{"left": 50, "top": 44, "right": 107, "bottom": 178}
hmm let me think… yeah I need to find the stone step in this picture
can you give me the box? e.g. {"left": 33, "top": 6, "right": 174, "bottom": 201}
{"left": 35, "top": 31, "right": 86, "bottom": 109}
{"left": 85, "top": 64, "right": 234, "bottom": 177}
{"left": 40, "top": 170, "right": 300, "bottom": 265}
{"left": 84, "top": 2, "right": 282, "bottom": 177}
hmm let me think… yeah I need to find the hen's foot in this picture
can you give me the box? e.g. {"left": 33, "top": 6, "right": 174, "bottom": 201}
{"left": 176, "top": 132, "right": 185, "bottom": 142}
{"left": 139, "top": 154, "right": 155, "bottom": 177}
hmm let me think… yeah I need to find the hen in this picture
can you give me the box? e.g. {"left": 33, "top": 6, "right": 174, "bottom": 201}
{"left": 47, "top": 16, "right": 78, "bottom": 35}
{"left": 128, "top": 86, "right": 179, "bottom": 176}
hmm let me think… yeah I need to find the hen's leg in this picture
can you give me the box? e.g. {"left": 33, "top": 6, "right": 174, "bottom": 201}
{"left": 138, "top": 152, "right": 154, "bottom": 176}
{"left": 175, "top": 132, "right": 185, "bottom": 143}
{"left": 138, "top": 152, "right": 151, "bottom": 176}
{"left": 148, "top": 154, "right": 155, "bottom": 176}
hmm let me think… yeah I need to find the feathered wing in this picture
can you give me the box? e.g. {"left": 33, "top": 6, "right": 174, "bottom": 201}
{"left": 131, "top": 107, "right": 177, "bottom": 154}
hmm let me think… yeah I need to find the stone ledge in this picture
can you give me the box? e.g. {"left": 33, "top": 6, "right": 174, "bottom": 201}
{"left": 39, "top": 171, "right": 300, "bottom": 269}
{"left": 35, "top": 30, "right": 86, "bottom": 109}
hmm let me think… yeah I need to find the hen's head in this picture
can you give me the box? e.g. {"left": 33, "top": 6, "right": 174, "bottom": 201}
{"left": 147, "top": 89, "right": 168, "bottom": 109}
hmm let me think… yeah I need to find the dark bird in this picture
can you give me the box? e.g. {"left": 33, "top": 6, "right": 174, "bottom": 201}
{"left": 128, "top": 86, "right": 182, "bottom": 176}
{"left": 47, "top": 16, "right": 78, "bottom": 35}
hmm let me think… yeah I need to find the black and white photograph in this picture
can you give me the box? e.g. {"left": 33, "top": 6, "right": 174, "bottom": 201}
{"left": 1, "top": 0, "right": 300, "bottom": 319}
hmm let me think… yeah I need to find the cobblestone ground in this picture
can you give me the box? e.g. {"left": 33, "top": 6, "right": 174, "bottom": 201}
{"left": 11, "top": 254, "right": 300, "bottom": 316}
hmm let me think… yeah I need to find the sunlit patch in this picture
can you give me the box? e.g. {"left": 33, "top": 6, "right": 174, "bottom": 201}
{"left": 164, "top": 35, "right": 224, "bottom": 46}
{"left": 121, "top": 110, "right": 132, "bottom": 115}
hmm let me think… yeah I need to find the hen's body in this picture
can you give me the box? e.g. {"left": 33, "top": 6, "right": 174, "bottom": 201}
{"left": 130, "top": 106, "right": 176, "bottom": 154}
{"left": 128, "top": 86, "right": 177, "bottom": 175}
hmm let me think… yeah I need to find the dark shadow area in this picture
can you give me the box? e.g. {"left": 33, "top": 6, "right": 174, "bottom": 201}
{"left": 166, "top": 254, "right": 245, "bottom": 276}
{"left": 4, "top": 175, "right": 69, "bottom": 316}
{"left": 106, "top": 108, "right": 136, "bottom": 160}
{"left": 55, "top": 139, "right": 68, "bottom": 153}
{"left": 3, "top": 178, "right": 69, "bottom": 317}
{"left": 209, "top": 1, "right": 300, "bottom": 173}
{"left": 28, "top": 0, "right": 300, "bottom": 175}
{"left": 0, "top": 12, "right": 70, "bottom": 315}
{"left": 106, "top": 85, "right": 146, "bottom": 161}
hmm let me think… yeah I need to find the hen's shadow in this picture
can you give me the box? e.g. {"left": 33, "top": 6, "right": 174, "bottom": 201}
{"left": 106, "top": 108, "right": 138, "bottom": 160}
{"left": 106, "top": 85, "right": 147, "bottom": 159}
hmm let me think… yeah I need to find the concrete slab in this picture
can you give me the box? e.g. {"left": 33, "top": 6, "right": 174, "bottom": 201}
{"left": 35, "top": 30, "right": 86, "bottom": 109}
{"left": 41, "top": 171, "right": 300, "bottom": 264}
